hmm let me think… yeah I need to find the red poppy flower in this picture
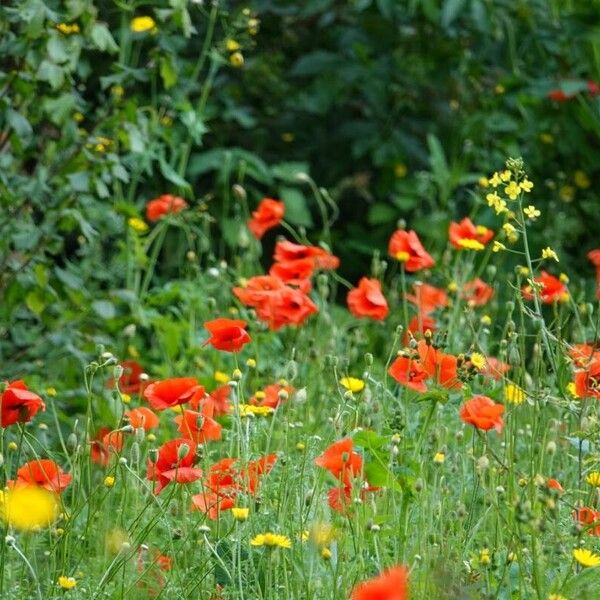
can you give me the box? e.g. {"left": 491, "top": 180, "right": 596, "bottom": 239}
{"left": 588, "top": 249, "right": 600, "bottom": 299}
{"left": 174, "top": 407, "right": 222, "bottom": 444}
{"left": 250, "top": 383, "right": 294, "bottom": 409}
{"left": 273, "top": 240, "right": 339, "bottom": 270}
{"left": 461, "top": 278, "right": 494, "bottom": 306}
{"left": 11, "top": 459, "right": 72, "bottom": 494}
{"left": 233, "top": 275, "right": 286, "bottom": 307}
{"left": 575, "top": 359, "right": 600, "bottom": 399}
{"left": 146, "top": 194, "right": 188, "bottom": 222}
{"left": 417, "top": 341, "right": 460, "bottom": 390}
{"left": 387, "top": 229, "right": 435, "bottom": 272}
{"left": 459, "top": 395, "right": 504, "bottom": 433}
{"left": 125, "top": 406, "right": 160, "bottom": 430}
{"left": 247, "top": 198, "right": 285, "bottom": 239}
{"left": 269, "top": 258, "right": 315, "bottom": 283}
{"left": 315, "top": 439, "right": 362, "bottom": 486}
{"left": 107, "top": 360, "right": 148, "bottom": 395}
{"left": 547, "top": 478, "right": 564, "bottom": 493}
{"left": 0, "top": 380, "right": 45, "bottom": 427}
{"left": 404, "top": 283, "right": 448, "bottom": 314}
{"left": 147, "top": 438, "right": 202, "bottom": 495}
{"left": 570, "top": 344, "right": 600, "bottom": 368}
{"left": 243, "top": 454, "right": 278, "bottom": 495}
{"left": 190, "top": 492, "right": 236, "bottom": 520}
{"left": 548, "top": 80, "right": 600, "bottom": 102}
{"left": 190, "top": 385, "right": 231, "bottom": 415}
{"left": 351, "top": 565, "right": 409, "bottom": 600}
{"left": 205, "top": 458, "right": 240, "bottom": 498}
{"left": 388, "top": 355, "right": 429, "bottom": 393}
{"left": 347, "top": 278, "right": 389, "bottom": 320}
{"left": 405, "top": 313, "right": 437, "bottom": 343}
{"left": 449, "top": 218, "right": 494, "bottom": 250}
{"left": 143, "top": 377, "right": 202, "bottom": 411}
{"left": 90, "top": 427, "right": 124, "bottom": 467}
{"left": 204, "top": 318, "right": 251, "bottom": 352}
{"left": 136, "top": 547, "right": 172, "bottom": 597}
{"left": 482, "top": 357, "right": 511, "bottom": 380}
{"left": 522, "top": 271, "right": 567, "bottom": 304}
{"left": 260, "top": 287, "right": 318, "bottom": 331}
{"left": 574, "top": 507, "right": 600, "bottom": 535}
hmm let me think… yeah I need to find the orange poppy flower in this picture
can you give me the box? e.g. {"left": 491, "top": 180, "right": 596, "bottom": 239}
{"left": 143, "top": 377, "right": 202, "bottom": 411}
{"left": 273, "top": 240, "right": 339, "bottom": 270}
{"left": 417, "top": 341, "right": 460, "bottom": 390}
{"left": 522, "top": 271, "right": 567, "bottom": 304}
{"left": 247, "top": 198, "right": 285, "bottom": 239}
{"left": 588, "top": 249, "right": 600, "bottom": 299}
{"left": 449, "top": 217, "right": 494, "bottom": 250}
{"left": 125, "top": 406, "right": 160, "bottom": 430}
{"left": 145, "top": 194, "right": 188, "bottom": 221}
{"left": 315, "top": 439, "right": 362, "bottom": 486}
{"left": 404, "top": 283, "right": 448, "bottom": 314}
{"left": 10, "top": 459, "right": 72, "bottom": 494}
{"left": 405, "top": 313, "right": 437, "bottom": 343}
{"left": 351, "top": 565, "right": 409, "bottom": 600}
{"left": 173, "top": 407, "right": 222, "bottom": 444}
{"left": 459, "top": 395, "right": 504, "bottom": 433}
{"left": 190, "top": 492, "right": 236, "bottom": 520}
{"left": 203, "top": 318, "right": 251, "bottom": 352}
{"left": 569, "top": 344, "right": 600, "bottom": 368}
{"left": 243, "top": 453, "right": 278, "bottom": 495}
{"left": 387, "top": 229, "right": 435, "bottom": 272}
{"left": 0, "top": 380, "right": 45, "bottom": 427}
{"left": 461, "top": 278, "right": 494, "bottom": 306}
{"left": 574, "top": 507, "right": 600, "bottom": 535}
{"left": 147, "top": 438, "right": 202, "bottom": 495}
{"left": 388, "top": 355, "right": 429, "bottom": 393}
{"left": 547, "top": 478, "right": 564, "bottom": 493}
{"left": 260, "top": 286, "right": 318, "bottom": 331}
{"left": 269, "top": 258, "right": 316, "bottom": 283}
{"left": 190, "top": 385, "right": 232, "bottom": 415}
{"left": 347, "top": 277, "right": 389, "bottom": 320}
{"left": 575, "top": 359, "right": 600, "bottom": 399}
{"left": 91, "top": 427, "right": 124, "bottom": 467}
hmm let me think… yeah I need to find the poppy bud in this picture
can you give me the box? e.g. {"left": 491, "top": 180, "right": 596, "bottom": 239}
{"left": 232, "top": 369, "right": 242, "bottom": 381}
{"left": 130, "top": 442, "right": 140, "bottom": 464}
{"left": 364, "top": 352, "right": 373, "bottom": 366}
{"left": 278, "top": 389, "right": 289, "bottom": 402}
{"left": 177, "top": 443, "right": 190, "bottom": 460}
{"left": 198, "top": 525, "right": 211, "bottom": 534}
{"left": 148, "top": 448, "right": 159, "bottom": 464}
{"left": 396, "top": 219, "right": 406, "bottom": 230}
{"left": 532, "top": 317, "right": 543, "bottom": 332}
{"left": 505, "top": 301, "right": 515, "bottom": 311}
{"left": 67, "top": 433, "right": 78, "bottom": 451}
{"left": 120, "top": 424, "right": 134, "bottom": 433}
{"left": 113, "top": 365, "right": 124, "bottom": 380}
{"left": 414, "top": 478, "right": 424, "bottom": 492}
{"left": 118, "top": 457, "right": 127, "bottom": 465}
{"left": 324, "top": 355, "right": 337, "bottom": 367}
{"left": 285, "top": 360, "right": 298, "bottom": 382}
{"left": 486, "top": 264, "right": 497, "bottom": 278}
{"left": 196, "top": 415, "right": 205, "bottom": 429}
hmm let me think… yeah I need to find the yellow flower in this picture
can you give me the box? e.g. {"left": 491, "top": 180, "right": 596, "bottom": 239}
{"left": 479, "top": 177, "right": 489, "bottom": 188}
{"left": 573, "top": 548, "right": 600, "bottom": 567}
{"left": 517, "top": 266, "right": 529, "bottom": 276}
{"left": 492, "top": 241, "right": 506, "bottom": 253}
{"left": 239, "top": 404, "right": 274, "bottom": 417}
{"left": 121, "top": 393, "right": 131, "bottom": 404}
{"left": 306, "top": 522, "right": 336, "bottom": 547}
{"left": 574, "top": 170, "right": 590, "bottom": 189}
{"left": 231, "top": 507, "right": 249, "bottom": 521}
{"left": 232, "top": 368, "right": 242, "bottom": 380}
{"left": 507, "top": 551, "right": 517, "bottom": 562}
{"left": 321, "top": 547, "right": 332, "bottom": 560}
{"left": 73, "top": 112, "right": 84, "bottom": 123}
{"left": 296, "top": 442, "right": 306, "bottom": 451}
{"left": 505, "top": 383, "right": 525, "bottom": 405}
{"left": 549, "top": 595, "right": 568, "bottom": 600}
{"left": 502, "top": 223, "right": 516, "bottom": 236}
{"left": 495, "top": 84, "right": 505, "bottom": 94}
{"left": 504, "top": 181, "right": 520, "bottom": 200}
{"left": 433, "top": 452, "right": 445, "bottom": 464}
{"left": 130, "top": 16, "right": 156, "bottom": 33}
{"left": 281, "top": 132, "right": 295, "bottom": 143}
{"left": 586, "top": 472, "right": 600, "bottom": 487}
{"left": 486, "top": 192, "right": 507, "bottom": 214}
{"left": 519, "top": 179, "right": 534, "bottom": 193}
{"left": 56, "top": 23, "right": 80, "bottom": 35}
{"left": 523, "top": 205, "right": 541, "bottom": 219}
{"left": 489, "top": 172, "right": 502, "bottom": 188}
{"left": 147, "top": 433, "right": 156, "bottom": 442}
{"left": 214, "top": 371, "right": 229, "bottom": 383}
{"left": 542, "top": 247, "right": 559, "bottom": 262}
{"left": 58, "top": 576, "right": 77, "bottom": 590}
{"left": 480, "top": 315, "right": 492, "bottom": 326}
{"left": 104, "top": 476, "right": 115, "bottom": 488}
{"left": 394, "top": 163, "right": 408, "bottom": 178}
{"left": 447, "top": 281, "right": 458, "bottom": 293}
{"left": 250, "top": 533, "right": 291, "bottom": 549}
{"left": 46, "top": 387, "right": 57, "bottom": 397}
{"left": 226, "top": 39, "right": 241, "bottom": 52}
{"left": 395, "top": 251, "right": 410, "bottom": 262}
{"left": 457, "top": 239, "right": 485, "bottom": 251}
{"left": 0, "top": 486, "right": 58, "bottom": 531}
{"left": 7, "top": 442, "right": 17, "bottom": 451}
{"left": 470, "top": 353, "right": 486, "bottom": 370}
{"left": 479, "top": 548, "right": 491, "bottom": 566}
{"left": 230, "top": 52, "right": 244, "bottom": 68}
{"left": 105, "top": 528, "right": 130, "bottom": 555}
{"left": 559, "top": 273, "right": 569, "bottom": 283}
{"left": 111, "top": 85, "right": 124, "bottom": 98}
{"left": 559, "top": 185, "right": 575, "bottom": 203}
{"left": 339, "top": 377, "right": 365, "bottom": 393}
{"left": 246, "top": 358, "right": 257, "bottom": 368}
{"left": 566, "top": 382, "right": 580, "bottom": 399}
{"left": 128, "top": 217, "right": 148, "bottom": 234}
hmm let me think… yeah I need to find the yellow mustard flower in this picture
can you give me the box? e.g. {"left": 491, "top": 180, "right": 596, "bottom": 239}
{"left": 489, "top": 172, "right": 502, "bottom": 187}
{"left": 504, "top": 181, "right": 520, "bottom": 200}
{"left": 493, "top": 241, "right": 506, "bottom": 253}
{"left": 519, "top": 179, "right": 534, "bottom": 193}
{"left": 480, "top": 315, "right": 492, "bottom": 326}
{"left": 479, "top": 177, "right": 489, "bottom": 188}
{"left": 542, "top": 247, "right": 559, "bottom": 262}
{"left": 523, "top": 205, "right": 541, "bottom": 219}
{"left": 226, "top": 39, "right": 241, "bottom": 52}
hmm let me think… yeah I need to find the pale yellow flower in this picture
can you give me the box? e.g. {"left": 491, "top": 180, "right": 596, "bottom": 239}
{"left": 504, "top": 181, "right": 520, "bottom": 200}
{"left": 542, "top": 247, "right": 559, "bottom": 262}
{"left": 523, "top": 205, "right": 541, "bottom": 219}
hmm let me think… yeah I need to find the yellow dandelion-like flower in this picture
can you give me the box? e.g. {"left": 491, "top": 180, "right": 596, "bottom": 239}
{"left": 504, "top": 383, "right": 525, "bottom": 405}
{"left": 517, "top": 266, "right": 529, "bottom": 276}
{"left": 238, "top": 404, "right": 274, "bottom": 417}
{"left": 339, "top": 377, "right": 365, "bottom": 393}
{"left": 433, "top": 452, "right": 445, "bottom": 464}
{"left": 504, "top": 181, "right": 520, "bottom": 200}
{"left": 231, "top": 507, "right": 249, "bottom": 521}
{"left": 573, "top": 548, "right": 600, "bottom": 568}
{"left": 523, "top": 205, "right": 541, "bottom": 219}
{"left": 519, "top": 179, "right": 534, "bottom": 193}
{"left": 586, "top": 472, "right": 600, "bottom": 487}
{"left": 250, "top": 533, "right": 291, "bottom": 549}
{"left": 104, "top": 476, "right": 116, "bottom": 488}
{"left": 470, "top": 353, "right": 486, "bottom": 370}
{"left": 457, "top": 239, "right": 485, "bottom": 251}
{"left": 58, "top": 576, "right": 77, "bottom": 590}
{"left": 0, "top": 486, "right": 59, "bottom": 531}
{"left": 130, "top": 16, "right": 156, "bottom": 33}
{"left": 214, "top": 371, "right": 229, "bottom": 384}
{"left": 542, "top": 247, "right": 559, "bottom": 262}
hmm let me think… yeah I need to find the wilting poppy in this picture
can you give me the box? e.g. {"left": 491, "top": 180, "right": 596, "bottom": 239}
{"left": 351, "top": 565, "right": 409, "bottom": 600}
{"left": 0, "top": 380, "right": 45, "bottom": 427}
{"left": 459, "top": 395, "right": 504, "bottom": 433}
{"left": 461, "top": 278, "right": 494, "bottom": 307}
{"left": 143, "top": 378, "right": 202, "bottom": 411}
{"left": 11, "top": 459, "right": 72, "bottom": 494}
{"left": 449, "top": 218, "right": 494, "bottom": 250}
{"left": 387, "top": 229, "right": 435, "bottom": 272}
{"left": 145, "top": 194, "right": 188, "bottom": 221}
{"left": 405, "top": 283, "right": 448, "bottom": 314}
{"left": 574, "top": 359, "right": 600, "bottom": 399}
{"left": 204, "top": 318, "right": 251, "bottom": 352}
{"left": 147, "top": 438, "right": 202, "bottom": 495}
{"left": 124, "top": 406, "right": 160, "bottom": 430}
{"left": 522, "top": 271, "right": 567, "bottom": 304}
{"left": 347, "top": 278, "right": 389, "bottom": 320}
{"left": 315, "top": 439, "right": 362, "bottom": 486}
{"left": 247, "top": 198, "right": 285, "bottom": 239}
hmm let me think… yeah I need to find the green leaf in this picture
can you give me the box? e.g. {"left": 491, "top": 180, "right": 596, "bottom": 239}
{"left": 160, "top": 55, "right": 178, "bottom": 89}
{"left": 353, "top": 430, "right": 388, "bottom": 450}
{"left": 43, "top": 93, "right": 76, "bottom": 125}
{"left": 368, "top": 202, "right": 397, "bottom": 225}
{"left": 47, "top": 35, "right": 70, "bottom": 64}
{"left": 6, "top": 109, "right": 33, "bottom": 139}
{"left": 280, "top": 187, "right": 313, "bottom": 227}
{"left": 90, "top": 23, "right": 118, "bottom": 54}
{"left": 159, "top": 156, "right": 191, "bottom": 192}
{"left": 36, "top": 60, "right": 64, "bottom": 89}
{"left": 26, "top": 289, "right": 47, "bottom": 316}
{"left": 441, "top": 0, "right": 466, "bottom": 28}
{"left": 92, "top": 300, "right": 116, "bottom": 320}
{"left": 272, "top": 162, "right": 309, "bottom": 182}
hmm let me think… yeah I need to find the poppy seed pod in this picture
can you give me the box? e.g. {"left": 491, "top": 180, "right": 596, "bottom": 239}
{"left": 148, "top": 448, "right": 159, "bottom": 464}
{"left": 177, "top": 443, "right": 190, "bottom": 460}
{"left": 112, "top": 365, "right": 124, "bottom": 380}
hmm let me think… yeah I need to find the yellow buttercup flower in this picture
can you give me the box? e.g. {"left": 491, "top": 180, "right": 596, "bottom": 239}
{"left": 573, "top": 548, "right": 600, "bottom": 567}
{"left": 505, "top": 383, "right": 525, "bottom": 405}
{"left": 56, "top": 23, "right": 80, "bottom": 35}
{"left": 470, "top": 353, "right": 486, "bottom": 370}
{"left": 58, "top": 576, "right": 77, "bottom": 590}
{"left": 0, "top": 486, "right": 59, "bottom": 531}
{"left": 230, "top": 52, "right": 244, "bottom": 68}
{"left": 504, "top": 181, "right": 520, "bottom": 200}
{"left": 104, "top": 476, "right": 116, "bottom": 488}
{"left": 231, "top": 507, "right": 249, "bottom": 521}
{"left": 586, "top": 472, "right": 600, "bottom": 487}
{"left": 339, "top": 377, "right": 365, "bottom": 393}
{"left": 250, "top": 533, "right": 291, "bottom": 549}
{"left": 130, "top": 16, "right": 156, "bottom": 33}
{"left": 542, "top": 247, "right": 559, "bottom": 262}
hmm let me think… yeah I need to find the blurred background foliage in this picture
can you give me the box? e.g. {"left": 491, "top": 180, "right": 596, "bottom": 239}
{"left": 1, "top": 0, "right": 599, "bottom": 380}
